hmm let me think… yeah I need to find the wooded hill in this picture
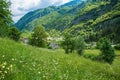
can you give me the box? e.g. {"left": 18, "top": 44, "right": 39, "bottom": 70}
{"left": 15, "top": 0, "right": 120, "bottom": 43}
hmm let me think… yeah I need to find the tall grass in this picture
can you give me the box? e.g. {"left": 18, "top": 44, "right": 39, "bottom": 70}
{"left": 0, "top": 38, "right": 120, "bottom": 80}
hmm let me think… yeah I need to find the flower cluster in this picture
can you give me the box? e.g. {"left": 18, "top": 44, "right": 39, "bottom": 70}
{"left": 0, "top": 62, "right": 13, "bottom": 80}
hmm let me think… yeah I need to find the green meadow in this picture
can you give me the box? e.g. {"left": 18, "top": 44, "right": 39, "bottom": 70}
{"left": 0, "top": 38, "right": 120, "bottom": 80}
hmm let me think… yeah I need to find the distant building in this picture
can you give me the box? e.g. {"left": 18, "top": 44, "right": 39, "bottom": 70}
{"left": 49, "top": 42, "right": 59, "bottom": 49}
{"left": 23, "top": 38, "right": 29, "bottom": 44}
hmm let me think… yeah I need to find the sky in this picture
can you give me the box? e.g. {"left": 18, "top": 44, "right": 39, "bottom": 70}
{"left": 9, "top": 0, "right": 72, "bottom": 23}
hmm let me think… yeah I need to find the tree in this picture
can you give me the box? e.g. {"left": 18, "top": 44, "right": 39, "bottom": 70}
{"left": 8, "top": 27, "right": 21, "bottom": 41}
{"left": 0, "top": 0, "right": 13, "bottom": 37}
{"left": 75, "top": 36, "right": 85, "bottom": 55}
{"left": 100, "top": 38, "right": 115, "bottom": 64}
{"left": 61, "top": 33, "right": 75, "bottom": 54}
{"left": 29, "top": 25, "right": 48, "bottom": 47}
{"left": 96, "top": 38, "right": 104, "bottom": 49}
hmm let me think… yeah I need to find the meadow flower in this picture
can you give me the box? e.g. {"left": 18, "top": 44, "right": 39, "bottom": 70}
{"left": 2, "top": 65, "right": 5, "bottom": 69}
{"left": 12, "top": 58, "right": 15, "bottom": 61}
{"left": 7, "top": 67, "right": 10, "bottom": 70}
{"left": 4, "top": 71, "right": 7, "bottom": 74}
{"left": 19, "top": 61, "right": 22, "bottom": 63}
{"left": 3, "top": 62, "right": 7, "bottom": 65}
{"left": 38, "top": 71, "right": 41, "bottom": 74}
{"left": 10, "top": 64, "right": 13, "bottom": 68}
{"left": 2, "top": 55, "right": 5, "bottom": 58}
{"left": 43, "top": 75, "right": 46, "bottom": 78}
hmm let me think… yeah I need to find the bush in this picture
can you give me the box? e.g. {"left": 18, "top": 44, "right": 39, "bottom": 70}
{"left": 114, "top": 44, "right": 120, "bottom": 50}
{"left": 100, "top": 38, "right": 115, "bottom": 64}
{"left": 75, "top": 36, "right": 85, "bottom": 55}
{"left": 96, "top": 38, "right": 104, "bottom": 49}
{"left": 8, "top": 27, "right": 21, "bottom": 41}
{"left": 61, "top": 33, "right": 75, "bottom": 54}
{"left": 29, "top": 25, "right": 48, "bottom": 47}
{"left": 83, "top": 54, "right": 99, "bottom": 61}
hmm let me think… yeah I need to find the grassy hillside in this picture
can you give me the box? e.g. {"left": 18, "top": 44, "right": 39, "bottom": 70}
{"left": 0, "top": 38, "right": 120, "bottom": 80}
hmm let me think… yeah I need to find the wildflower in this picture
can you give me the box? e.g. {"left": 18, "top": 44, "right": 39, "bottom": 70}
{"left": 10, "top": 64, "right": 13, "bottom": 68}
{"left": 2, "top": 55, "right": 5, "bottom": 58}
{"left": 7, "top": 67, "right": 10, "bottom": 70}
{"left": 12, "top": 58, "right": 14, "bottom": 61}
{"left": 4, "top": 71, "right": 7, "bottom": 74}
{"left": 3, "top": 62, "right": 7, "bottom": 65}
{"left": 19, "top": 61, "right": 22, "bottom": 63}
{"left": 2, "top": 65, "right": 5, "bottom": 69}
{"left": 38, "top": 71, "right": 41, "bottom": 74}
{"left": 43, "top": 75, "right": 45, "bottom": 78}
{"left": 55, "top": 62, "right": 58, "bottom": 65}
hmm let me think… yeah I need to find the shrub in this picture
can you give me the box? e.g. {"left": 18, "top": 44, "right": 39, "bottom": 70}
{"left": 61, "top": 33, "right": 75, "bottom": 54}
{"left": 96, "top": 38, "right": 104, "bottom": 49}
{"left": 75, "top": 36, "right": 85, "bottom": 55}
{"left": 29, "top": 25, "right": 48, "bottom": 47}
{"left": 114, "top": 44, "right": 120, "bottom": 50}
{"left": 8, "top": 27, "right": 21, "bottom": 41}
{"left": 100, "top": 38, "right": 115, "bottom": 64}
{"left": 83, "top": 54, "right": 99, "bottom": 61}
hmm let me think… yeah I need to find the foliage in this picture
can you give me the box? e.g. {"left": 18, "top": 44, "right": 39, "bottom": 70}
{"left": 75, "top": 36, "right": 85, "bottom": 55}
{"left": 76, "top": 1, "right": 110, "bottom": 18}
{"left": 0, "top": 0, "right": 13, "bottom": 37}
{"left": 29, "top": 25, "right": 48, "bottom": 47}
{"left": 0, "top": 38, "right": 120, "bottom": 80}
{"left": 8, "top": 27, "right": 21, "bottom": 41}
{"left": 61, "top": 33, "right": 75, "bottom": 53}
{"left": 20, "top": 30, "right": 32, "bottom": 39}
{"left": 96, "top": 38, "right": 105, "bottom": 49}
{"left": 114, "top": 44, "right": 120, "bottom": 50}
{"left": 100, "top": 38, "right": 115, "bottom": 64}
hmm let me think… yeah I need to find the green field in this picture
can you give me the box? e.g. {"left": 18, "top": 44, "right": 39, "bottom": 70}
{"left": 0, "top": 38, "right": 120, "bottom": 80}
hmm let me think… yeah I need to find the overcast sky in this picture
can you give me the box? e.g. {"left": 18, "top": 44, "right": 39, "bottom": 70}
{"left": 9, "top": 0, "right": 72, "bottom": 23}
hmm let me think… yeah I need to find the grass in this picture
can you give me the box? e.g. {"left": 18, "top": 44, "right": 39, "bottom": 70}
{"left": 0, "top": 38, "right": 120, "bottom": 80}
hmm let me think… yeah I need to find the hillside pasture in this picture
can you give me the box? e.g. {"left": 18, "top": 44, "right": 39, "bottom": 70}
{"left": 0, "top": 38, "right": 120, "bottom": 80}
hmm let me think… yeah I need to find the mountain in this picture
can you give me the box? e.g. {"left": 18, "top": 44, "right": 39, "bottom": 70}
{"left": 16, "top": 0, "right": 120, "bottom": 43}
{"left": 15, "top": 6, "right": 58, "bottom": 30}
{"left": 15, "top": 0, "right": 83, "bottom": 31}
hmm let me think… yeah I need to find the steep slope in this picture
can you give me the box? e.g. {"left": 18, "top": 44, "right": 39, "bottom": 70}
{"left": 66, "top": 0, "right": 120, "bottom": 42}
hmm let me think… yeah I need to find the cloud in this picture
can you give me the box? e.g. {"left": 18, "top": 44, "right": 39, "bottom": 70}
{"left": 9, "top": 0, "right": 71, "bottom": 23}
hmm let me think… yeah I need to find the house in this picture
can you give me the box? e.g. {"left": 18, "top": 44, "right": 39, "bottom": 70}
{"left": 49, "top": 42, "right": 59, "bottom": 49}
{"left": 23, "top": 38, "right": 29, "bottom": 44}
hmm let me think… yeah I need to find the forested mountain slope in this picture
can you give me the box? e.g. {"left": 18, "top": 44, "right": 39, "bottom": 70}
{"left": 15, "top": 0, "right": 83, "bottom": 31}
{"left": 16, "top": 0, "right": 120, "bottom": 42}
{"left": 67, "top": 0, "right": 120, "bottom": 43}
